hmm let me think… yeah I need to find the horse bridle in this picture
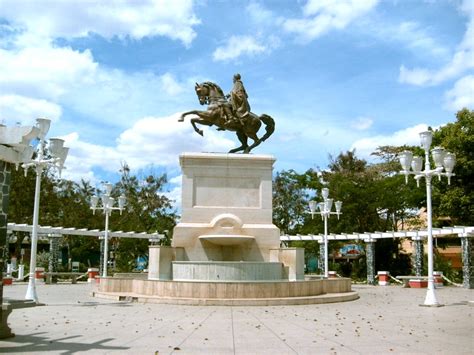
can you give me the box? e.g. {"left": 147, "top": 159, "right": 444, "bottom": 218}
{"left": 196, "top": 83, "right": 228, "bottom": 106}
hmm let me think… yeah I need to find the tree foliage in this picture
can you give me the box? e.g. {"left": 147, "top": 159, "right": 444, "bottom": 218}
{"left": 272, "top": 170, "right": 311, "bottom": 234}
{"left": 272, "top": 109, "right": 473, "bottom": 278}
{"left": 8, "top": 162, "right": 177, "bottom": 272}
{"left": 112, "top": 164, "right": 177, "bottom": 271}
{"left": 431, "top": 108, "right": 474, "bottom": 225}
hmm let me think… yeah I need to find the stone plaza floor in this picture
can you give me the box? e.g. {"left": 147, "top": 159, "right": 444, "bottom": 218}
{"left": 1, "top": 282, "right": 473, "bottom": 354}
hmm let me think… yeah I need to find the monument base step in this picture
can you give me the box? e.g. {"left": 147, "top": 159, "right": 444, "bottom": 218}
{"left": 92, "top": 290, "right": 359, "bottom": 306}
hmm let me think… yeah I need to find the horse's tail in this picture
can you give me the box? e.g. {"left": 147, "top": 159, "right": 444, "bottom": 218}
{"left": 258, "top": 114, "right": 275, "bottom": 142}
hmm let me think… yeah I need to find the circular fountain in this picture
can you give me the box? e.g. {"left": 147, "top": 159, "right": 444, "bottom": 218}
{"left": 93, "top": 153, "right": 358, "bottom": 305}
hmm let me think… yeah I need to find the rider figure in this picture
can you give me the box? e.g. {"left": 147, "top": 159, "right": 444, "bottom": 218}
{"left": 224, "top": 73, "right": 250, "bottom": 127}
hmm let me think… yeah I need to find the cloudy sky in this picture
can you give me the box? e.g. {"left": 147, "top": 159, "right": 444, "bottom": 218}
{"left": 1, "top": 0, "right": 473, "bottom": 207}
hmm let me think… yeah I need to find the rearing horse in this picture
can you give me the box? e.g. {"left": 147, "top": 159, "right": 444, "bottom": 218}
{"left": 179, "top": 81, "right": 275, "bottom": 153}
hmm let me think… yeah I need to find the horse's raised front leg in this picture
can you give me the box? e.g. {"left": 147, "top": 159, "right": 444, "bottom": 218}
{"left": 179, "top": 110, "right": 199, "bottom": 122}
{"left": 190, "top": 118, "right": 213, "bottom": 137}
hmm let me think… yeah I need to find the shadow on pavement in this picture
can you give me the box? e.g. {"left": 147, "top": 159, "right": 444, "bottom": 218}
{"left": 0, "top": 332, "right": 130, "bottom": 353}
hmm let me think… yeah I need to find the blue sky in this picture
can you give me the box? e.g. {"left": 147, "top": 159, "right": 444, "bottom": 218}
{"left": 0, "top": 0, "right": 473, "bottom": 207}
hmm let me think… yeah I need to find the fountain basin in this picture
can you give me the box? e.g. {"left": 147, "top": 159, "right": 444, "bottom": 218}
{"left": 172, "top": 261, "right": 284, "bottom": 281}
{"left": 93, "top": 277, "right": 359, "bottom": 306}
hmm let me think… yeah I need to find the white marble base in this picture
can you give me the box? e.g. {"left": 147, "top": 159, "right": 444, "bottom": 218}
{"left": 172, "top": 261, "right": 285, "bottom": 281}
{"left": 148, "top": 153, "right": 305, "bottom": 283}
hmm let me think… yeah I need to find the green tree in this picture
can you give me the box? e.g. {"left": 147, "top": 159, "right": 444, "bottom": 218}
{"left": 324, "top": 150, "right": 380, "bottom": 233}
{"left": 112, "top": 164, "right": 177, "bottom": 271}
{"left": 371, "top": 145, "right": 426, "bottom": 231}
{"left": 272, "top": 169, "right": 311, "bottom": 234}
{"left": 8, "top": 159, "right": 178, "bottom": 272}
{"left": 431, "top": 108, "right": 474, "bottom": 225}
{"left": 272, "top": 149, "right": 415, "bottom": 277}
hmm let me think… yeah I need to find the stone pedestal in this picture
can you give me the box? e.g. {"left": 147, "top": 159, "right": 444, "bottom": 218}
{"left": 149, "top": 153, "right": 304, "bottom": 282}
{"left": 172, "top": 153, "right": 280, "bottom": 262}
{"left": 269, "top": 248, "right": 304, "bottom": 281}
{"left": 149, "top": 246, "right": 183, "bottom": 280}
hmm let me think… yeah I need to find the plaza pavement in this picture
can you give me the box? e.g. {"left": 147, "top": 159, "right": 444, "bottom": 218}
{"left": 1, "top": 282, "right": 473, "bottom": 354}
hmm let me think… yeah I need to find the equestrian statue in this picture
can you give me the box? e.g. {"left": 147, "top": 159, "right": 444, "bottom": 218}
{"left": 178, "top": 73, "right": 275, "bottom": 153}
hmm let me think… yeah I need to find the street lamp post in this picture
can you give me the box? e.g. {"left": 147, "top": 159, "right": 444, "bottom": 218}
{"left": 90, "top": 183, "right": 126, "bottom": 278}
{"left": 308, "top": 188, "right": 342, "bottom": 278}
{"left": 24, "top": 118, "right": 69, "bottom": 303}
{"left": 399, "top": 130, "right": 455, "bottom": 307}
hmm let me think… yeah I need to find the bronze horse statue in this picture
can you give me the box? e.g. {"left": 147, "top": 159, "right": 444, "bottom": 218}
{"left": 179, "top": 81, "right": 275, "bottom": 153}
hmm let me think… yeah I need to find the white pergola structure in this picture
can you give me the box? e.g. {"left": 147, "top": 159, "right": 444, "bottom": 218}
{"left": 8, "top": 223, "right": 164, "bottom": 241}
{"left": 7, "top": 223, "right": 164, "bottom": 276}
{"left": 280, "top": 226, "right": 474, "bottom": 288}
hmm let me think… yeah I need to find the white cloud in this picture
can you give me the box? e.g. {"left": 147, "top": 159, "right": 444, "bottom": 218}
{"left": 283, "top": 0, "right": 378, "bottom": 42}
{"left": 60, "top": 113, "right": 235, "bottom": 183}
{"left": 0, "top": 0, "right": 200, "bottom": 46}
{"left": 61, "top": 69, "right": 187, "bottom": 127}
{"left": 0, "top": 95, "right": 62, "bottom": 125}
{"left": 116, "top": 113, "right": 234, "bottom": 166}
{"left": 461, "top": 0, "right": 474, "bottom": 13}
{"left": 350, "top": 117, "right": 373, "bottom": 131}
{"left": 399, "top": 47, "right": 474, "bottom": 86}
{"left": 366, "top": 20, "right": 449, "bottom": 58}
{"left": 444, "top": 75, "right": 474, "bottom": 111}
{"left": 0, "top": 30, "right": 188, "bottom": 128}
{"left": 395, "top": 22, "right": 448, "bottom": 56}
{"left": 58, "top": 132, "right": 123, "bottom": 183}
{"left": 350, "top": 124, "right": 430, "bottom": 160}
{"left": 0, "top": 45, "right": 98, "bottom": 101}
{"left": 398, "top": 66, "right": 431, "bottom": 86}
{"left": 211, "top": 3, "right": 282, "bottom": 63}
{"left": 399, "top": 2, "right": 474, "bottom": 86}
{"left": 246, "top": 2, "right": 275, "bottom": 26}
{"left": 213, "top": 35, "right": 271, "bottom": 62}
{"left": 160, "top": 73, "right": 185, "bottom": 96}
{"left": 164, "top": 174, "right": 183, "bottom": 209}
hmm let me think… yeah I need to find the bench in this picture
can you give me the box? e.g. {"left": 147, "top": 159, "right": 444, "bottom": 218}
{"left": 44, "top": 272, "right": 84, "bottom": 284}
{"left": 396, "top": 276, "right": 428, "bottom": 288}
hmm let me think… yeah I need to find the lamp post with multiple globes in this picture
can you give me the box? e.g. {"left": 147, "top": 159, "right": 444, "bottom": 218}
{"left": 399, "top": 130, "right": 455, "bottom": 306}
{"left": 90, "top": 183, "right": 126, "bottom": 278}
{"left": 308, "top": 188, "right": 342, "bottom": 278}
{"left": 24, "top": 118, "right": 69, "bottom": 303}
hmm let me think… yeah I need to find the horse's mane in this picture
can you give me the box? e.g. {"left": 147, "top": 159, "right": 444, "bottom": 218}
{"left": 202, "top": 81, "right": 225, "bottom": 97}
